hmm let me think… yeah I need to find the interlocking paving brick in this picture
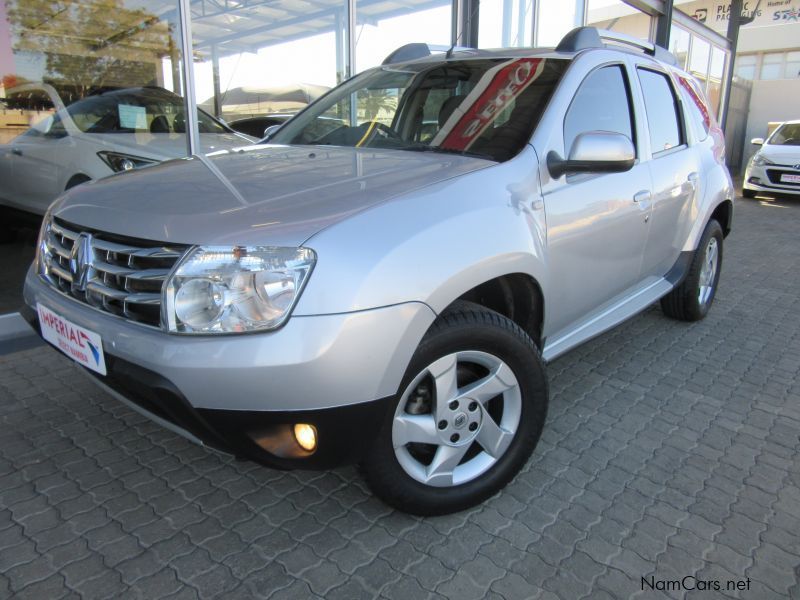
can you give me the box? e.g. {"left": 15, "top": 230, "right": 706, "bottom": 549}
{"left": 2, "top": 193, "right": 800, "bottom": 599}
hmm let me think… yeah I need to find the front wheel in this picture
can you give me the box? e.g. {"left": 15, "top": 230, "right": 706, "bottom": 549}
{"left": 361, "top": 302, "right": 548, "bottom": 515}
{"left": 660, "top": 219, "right": 724, "bottom": 322}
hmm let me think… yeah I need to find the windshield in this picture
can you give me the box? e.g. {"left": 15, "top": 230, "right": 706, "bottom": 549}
{"left": 769, "top": 123, "right": 800, "bottom": 146}
{"left": 64, "top": 90, "right": 228, "bottom": 135}
{"left": 271, "top": 57, "right": 569, "bottom": 162}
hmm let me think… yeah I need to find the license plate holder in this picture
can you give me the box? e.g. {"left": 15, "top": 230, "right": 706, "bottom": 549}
{"left": 37, "top": 303, "right": 107, "bottom": 375}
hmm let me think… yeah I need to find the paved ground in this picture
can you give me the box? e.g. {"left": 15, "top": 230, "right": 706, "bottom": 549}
{"left": 1, "top": 193, "right": 799, "bottom": 599}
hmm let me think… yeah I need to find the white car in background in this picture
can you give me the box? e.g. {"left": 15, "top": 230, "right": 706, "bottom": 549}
{"left": 743, "top": 119, "right": 800, "bottom": 198}
{"left": 0, "top": 84, "right": 255, "bottom": 222}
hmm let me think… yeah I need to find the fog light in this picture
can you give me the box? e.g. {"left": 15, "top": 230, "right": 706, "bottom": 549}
{"left": 293, "top": 424, "right": 317, "bottom": 452}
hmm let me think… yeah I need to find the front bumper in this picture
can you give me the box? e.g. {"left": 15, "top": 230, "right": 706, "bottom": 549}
{"left": 23, "top": 268, "right": 436, "bottom": 467}
{"left": 743, "top": 164, "right": 800, "bottom": 196}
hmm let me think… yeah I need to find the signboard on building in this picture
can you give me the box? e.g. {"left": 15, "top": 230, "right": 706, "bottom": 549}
{"left": 677, "top": 0, "right": 799, "bottom": 32}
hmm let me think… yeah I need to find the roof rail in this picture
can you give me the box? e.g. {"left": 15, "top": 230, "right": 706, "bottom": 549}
{"left": 556, "top": 26, "right": 677, "bottom": 66}
{"left": 382, "top": 43, "right": 473, "bottom": 65}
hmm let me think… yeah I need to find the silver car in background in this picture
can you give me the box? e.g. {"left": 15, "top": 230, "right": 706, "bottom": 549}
{"left": 22, "top": 28, "right": 733, "bottom": 515}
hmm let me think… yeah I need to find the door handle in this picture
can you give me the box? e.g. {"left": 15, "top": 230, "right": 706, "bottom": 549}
{"left": 633, "top": 190, "right": 651, "bottom": 204}
{"left": 11, "top": 148, "right": 22, "bottom": 156}
{"left": 688, "top": 172, "right": 698, "bottom": 187}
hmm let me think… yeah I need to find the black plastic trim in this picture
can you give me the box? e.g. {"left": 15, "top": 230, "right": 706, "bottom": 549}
{"left": 665, "top": 250, "right": 693, "bottom": 287}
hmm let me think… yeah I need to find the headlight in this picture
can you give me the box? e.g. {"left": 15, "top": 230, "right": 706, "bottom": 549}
{"left": 97, "top": 151, "right": 158, "bottom": 172}
{"left": 35, "top": 210, "right": 52, "bottom": 274}
{"left": 163, "top": 246, "right": 316, "bottom": 334}
{"left": 751, "top": 153, "right": 773, "bottom": 167}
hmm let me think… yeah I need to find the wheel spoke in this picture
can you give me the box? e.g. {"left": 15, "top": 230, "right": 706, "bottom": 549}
{"left": 476, "top": 413, "right": 514, "bottom": 458}
{"left": 428, "top": 354, "right": 459, "bottom": 415}
{"left": 425, "top": 443, "right": 470, "bottom": 486}
{"left": 459, "top": 363, "right": 515, "bottom": 405}
{"left": 392, "top": 414, "right": 439, "bottom": 448}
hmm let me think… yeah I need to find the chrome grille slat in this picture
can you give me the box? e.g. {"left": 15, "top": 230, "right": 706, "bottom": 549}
{"left": 39, "top": 218, "right": 187, "bottom": 328}
{"left": 49, "top": 264, "right": 73, "bottom": 283}
{"left": 125, "top": 294, "right": 161, "bottom": 305}
{"left": 92, "top": 259, "right": 170, "bottom": 281}
{"left": 50, "top": 222, "right": 79, "bottom": 240}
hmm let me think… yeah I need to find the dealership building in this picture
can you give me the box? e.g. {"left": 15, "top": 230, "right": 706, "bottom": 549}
{"left": 3, "top": 0, "right": 796, "bottom": 172}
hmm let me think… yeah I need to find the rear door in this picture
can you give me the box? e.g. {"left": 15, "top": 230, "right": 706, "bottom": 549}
{"left": 631, "top": 61, "right": 699, "bottom": 277}
{"left": 541, "top": 63, "right": 652, "bottom": 335}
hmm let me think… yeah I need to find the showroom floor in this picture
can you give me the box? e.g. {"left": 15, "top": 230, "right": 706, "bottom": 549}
{"left": 1, "top": 193, "right": 799, "bottom": 600}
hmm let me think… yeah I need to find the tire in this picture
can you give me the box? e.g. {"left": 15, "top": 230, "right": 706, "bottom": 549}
{"left": 361, "top": 301, "right": 548, "bottom": 515}
{"left": 660, "top": 219, "right": 724, "bottom": 322}
{"left": 742, "top": 188, "right": 756, "bottom": 198}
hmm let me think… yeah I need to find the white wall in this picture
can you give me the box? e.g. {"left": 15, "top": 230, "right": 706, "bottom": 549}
{"left": 742, "top": 78, "right": 800, "bottom": 167}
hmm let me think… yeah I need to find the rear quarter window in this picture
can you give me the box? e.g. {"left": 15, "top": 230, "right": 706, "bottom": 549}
{"left": 677, "top": 75, "right": 710, "bottom": 142}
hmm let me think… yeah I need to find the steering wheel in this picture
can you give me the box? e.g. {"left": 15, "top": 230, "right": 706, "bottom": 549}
{"left": 371, "top": 122, "right": 402, "bottom": 140}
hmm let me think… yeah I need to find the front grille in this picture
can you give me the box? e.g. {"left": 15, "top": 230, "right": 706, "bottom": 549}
{"left": 41, "top": 218, "right": 188, "bottom": 328}
{"left": 766, "top": 168, "right": 800, "bottom": 186}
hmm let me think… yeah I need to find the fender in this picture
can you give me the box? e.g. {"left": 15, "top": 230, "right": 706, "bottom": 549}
{"left": 295, "top": 146, "right": 549, "bottom": 317}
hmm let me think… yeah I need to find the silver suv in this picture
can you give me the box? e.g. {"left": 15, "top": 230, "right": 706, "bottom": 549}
{"left": 23, "top": 28, "right": 733, "bottom": 515}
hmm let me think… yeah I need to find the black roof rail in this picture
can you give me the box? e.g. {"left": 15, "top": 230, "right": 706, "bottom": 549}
{"left": 556, "top": 26, "right": 677, "bottom": 66}
{"left": 382, "top": 43, "right": 474, "bottom": 65}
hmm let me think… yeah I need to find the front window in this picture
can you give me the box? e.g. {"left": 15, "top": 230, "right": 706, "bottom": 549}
{"left": 768, "top": 123, "right": 800, "bottom": 146}
{"left": 271, "top": 57, "right": 569, "bottom": 162}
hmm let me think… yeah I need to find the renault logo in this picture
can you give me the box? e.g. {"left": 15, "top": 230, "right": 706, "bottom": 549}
{"left": 69, "top": 232, "right": 93, "bottom": 293}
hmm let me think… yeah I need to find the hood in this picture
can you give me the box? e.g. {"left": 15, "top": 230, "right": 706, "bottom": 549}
{"left": 759, "top": 144, "right": 800, "bottom": 165}
{"left": 82, "top": 132, "right": 255, "bottom": 160}
{"left": 52, "top": 145, "right": 493, "bottom": 246}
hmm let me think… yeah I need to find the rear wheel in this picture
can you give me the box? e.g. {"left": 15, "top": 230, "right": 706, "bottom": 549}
{"left": 362, "top": 301, "right": 548, "bottom": 515}
{"left": 742, "top": 188, "right": 756, "bottom": 198}
{"left": 660, "top": 219, "right": 723, "bottom": 322}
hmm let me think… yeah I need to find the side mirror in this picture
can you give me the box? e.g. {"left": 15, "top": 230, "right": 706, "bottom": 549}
{"left": 263, "top": 124, "right": 282, "bottom": 140}
{"left": 750, "top": 137, "right": 764, "bottom": 146}
{"left": 547, "top": 131, "right": 635, "bottom": 179}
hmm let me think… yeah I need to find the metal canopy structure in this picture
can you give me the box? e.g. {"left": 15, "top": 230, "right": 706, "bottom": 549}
{"left": 186, "top": 0, "right": 450, "bottom": 59}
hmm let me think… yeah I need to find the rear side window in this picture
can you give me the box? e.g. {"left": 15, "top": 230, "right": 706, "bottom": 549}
{"left": 677, "top": 76, "right": 710, "bottom": 141}
{"left": 637, "top": 69, "right": 684, "bottom": 154}
{"left": 564, "top": 65, "right": 634, "bottom": 155}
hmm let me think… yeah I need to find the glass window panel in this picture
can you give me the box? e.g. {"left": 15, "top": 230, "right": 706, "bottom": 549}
{"left": 688, "top": 36, "right": 711, "bottom": 83}
{"left": 564, "top": 65, "right": 634, "bottom": 155}
{"left": 706, "top": 46, "right": 726, "bottom": 118}
{"left": 356, "top": 3, "right": 452, "bottom": 72}
{"left": 736, "top": 65, "right": 756, "bottom": 80}
{"left": 637, "top": 68, "right": 682, "bottom": 154}
{"left": 0, "top": 1, "right": 191, "bottom": 212}
{"left": 586, "top": 0, "right": 653, "bottom": 42}
{"left": 479, "top": 0, "right": 533, "bottom": 48}
{"left": 760, "top": 53, "right": 783, "bottom": 80}
{"left": 784, "top": 51, "right": 800, "bottom": 79}
{"left": 536, "top": 0, "right": 577, "bottom": 47}
{"left": 189, "top": 1, "right": 350, "bottom": 139}
{"left": 670, "top": 26, "right": 691, "bottom": 70}
{"left": 735, "top": 55, "right": 756, "bottom": 80}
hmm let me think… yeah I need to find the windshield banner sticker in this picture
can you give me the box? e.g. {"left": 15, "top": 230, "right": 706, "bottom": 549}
{"left": 432, "top": 58, "right": 546, "bottom": 152}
